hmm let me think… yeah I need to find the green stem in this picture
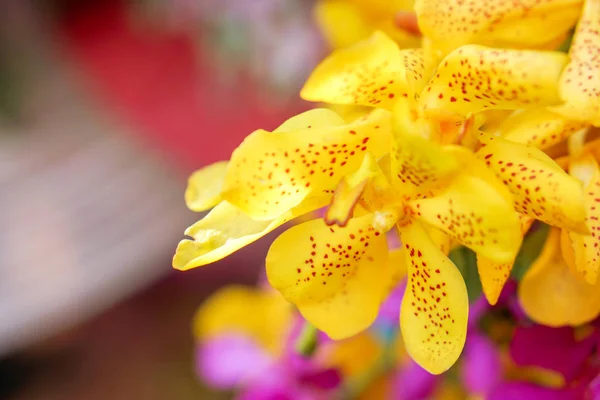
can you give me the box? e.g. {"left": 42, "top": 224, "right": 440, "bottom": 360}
{"left": 295, "top": 322, "right": 318, "bottom": 357}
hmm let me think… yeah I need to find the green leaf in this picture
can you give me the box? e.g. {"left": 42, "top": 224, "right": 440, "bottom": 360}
{"left": 511, "top": 223, "right": 549, "bottom": 281}
{"left": 449, "top": 246, "right": 482, "bottom": 303}
{"left": 558, "top": 30, "right": 575, "bottom": 53}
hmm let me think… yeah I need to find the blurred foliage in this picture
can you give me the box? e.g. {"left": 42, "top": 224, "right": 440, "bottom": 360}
{"left": 511, "top": 223, "right": 549, "bottom": 281}
{"left": 449, "top": 246, "right": 482, "bottom": 304}
{"left": 0, "top": 24, "right": 24, "bottom": 124}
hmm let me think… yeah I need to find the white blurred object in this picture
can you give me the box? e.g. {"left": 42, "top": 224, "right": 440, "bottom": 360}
{"left": 0, "top": 1, "right": 192, "bottom": 355}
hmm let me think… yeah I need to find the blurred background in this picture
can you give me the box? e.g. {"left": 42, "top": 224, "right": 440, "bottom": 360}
{"left": 0, "top": 0, "right": 324, "bottom": 398}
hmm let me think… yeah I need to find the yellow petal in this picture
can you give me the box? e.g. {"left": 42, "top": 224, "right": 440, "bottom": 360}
{"left": 409, "top": 172, "right": 522, "bottom": 264}
{"left": 568, "top": 153, "right": 600, "bottom": 284}
{"left": 325, "top": 175, "right": 368, "bottom": 227}
{"left": 325, "top": 103, "right": 373, "bottom": 123}
{"left": 222, "top": 108, "right": 391, "bottom": 220}
{"left": 321, "top": 332, "right": 383, "bottom": 378}
{"left": 193, "top": 285, "right": 292, "bottom": 354}
{"left": 497, "top": 109, "right": 588, "bottom": 150}
{"left": 415, "top": 0, "right": 581, "bottom": 54}
{"left": 272, "top": 107, "right": 345, "bottom": 132}
{"left": 419, "top": 45, "right": 569, "bottom": 118}
{"left": 561, "top": 228, "right": 586, "bottom": 279}
{"left": 398, "top": 220, "right": 468, "bottom": 374}
{"left": 424, "top": 225, "right": 453, "bottom": 256}
{"left": 325, "top": 152, "right": 396, "bottom": 226}
{"left": 383, "top": 249, "right": 408, "bottom": 297}
{"left": 554, "top": 0, "right": 600, "bottom": 125}
{"left": 173, "top": 197, "right": 327, "bottom": 270}
{"left": 349, "top": 0, "right": 416, "bottom": 18}
{"left": 519, "top": 228, "right": 600, "bottom": 327}
{"left": 184, "top": 161, "right": 229, "bottom": 212}
{"left": 301, "top": 32, "right": 426, "bottom": 109}
{"left": 477, "top": 215, "right": 534, "bottom": 305}
{"left": 314, "top": 0, "right": 373, "bottom": 49}
{"left": 315, "top": 0, "right": 420, "bottom": 50}
{"left": 390, "top": 98, "right": 461, "bottom": 195}
{"left": 266, "top": 214, "right": 389, "bottom": 339}
{"left": 477, "top": 133, "right": 588, "bottom": 233}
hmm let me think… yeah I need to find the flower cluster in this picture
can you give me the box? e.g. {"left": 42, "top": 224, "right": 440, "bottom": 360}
{"left": 174, "top": 0, "right": 600, "bottom": 393}
{"left": 193, "top": 282, "right": 600, "bottom": 399}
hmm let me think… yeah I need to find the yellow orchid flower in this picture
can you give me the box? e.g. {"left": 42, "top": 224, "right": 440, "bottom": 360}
{"left": 553, "top": 0, "right": 600, "bottom": 126}
{"left": 491, "top": 109, "right": 588, "bottom": 151}
{"left": 494, "top": 0, "right": 600, "bottom": 289}
{"left": 518, "top": 227, "right": 600, "bottom": 327}
{"left": 301, "top": 31, "right": 570, "bottom": 123}
{"left": 476, "top": 214, "right": 534, "bottom": 305}
{"left": 173, "top": 107, "right": 392, "bottom": 270}
{"left": 265, "top": 135, "right": 524, "bottom": 374}
{"left": 563, "top": 152, "right": 600, "bottom": 284}
{"left": 172, "top": 3, "right": 599, "bottom": 382}
{"left": 222, "top": 108, "right": 392, "bottom": 220}
{"left": 300, "top": 31, "right": 589, "bottom": 306}
{"left": 194, "top": 284, "right": 293, "bottom": 355}
{"left": 492, "top": 0, "right": 600, "bottom": 151}
{"left": 315, "top": 0, "right": 420, "bottom": 49}
{"left": 415, "top": 0, "right": 582, "bottom": 57}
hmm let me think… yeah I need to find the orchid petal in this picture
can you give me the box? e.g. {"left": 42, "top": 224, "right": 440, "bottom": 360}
{"left": 399, "top": 220, "right": 468, "bottom": 374}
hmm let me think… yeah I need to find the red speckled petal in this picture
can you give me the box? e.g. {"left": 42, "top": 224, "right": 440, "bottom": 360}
{"left": 173, "top": 197, "right": 328, "bottom": 270}
{"left": 391, "top": 98, "right": 461, "bottom": 196}
{"left": 519, "top": 228, "right": 600, "bottom": 327}
{"left": 477, "top": 215, "right": 534, "bottom": 305}
{"left": 325, "top": 152, "right": 396, "bottom": 227}
{"left": 415, "top": 0, "right": 581, "bottom": 54}
{"left": 266, "top": 215, "right": 389, "bottom": 339}
{"left": 477, "top": 133, "right": 588, "bottom": 233}
{"left": 222, "top": 108, "right": 392, "bottom": 220}
{"left": 424, "top": 225, "right": 453, "bottom": 256}
{"left": 409, "top": 171, "right": 522, "bottom": 264}
{"left": 419, "top": 45, "right": 569, "bottom": 118}
{"left": 301, "top": 31, "right": 426, "bottom": 109}
{"left": 554, "top": 0, "right": 600, "bottom": 125}
{"left": 399, "top": 220, "right": 468, "bottom": 374}
{"left": 497, "top": 109, "right": 588, "bottom": 150}
{"left": 568, "top": 153, "right": 600, "bottom": 284}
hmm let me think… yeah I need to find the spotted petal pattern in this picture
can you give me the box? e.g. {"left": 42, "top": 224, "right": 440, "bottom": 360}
{"left": 174, "top": 197, "right": 327, "bottom": 270}
{"left": 266, "top": 214, "right": 389, "bottom": 339}
{"left": 554, "top": 0, "right": 600, "bottom": 126}
{"left": 391, "top": 98, "right": 461, "bottom": 196}
{"left": 410, "top": 172, "right": 522, "bottom": 264}
{"left": 477, "top": 133, "right": 588, "bottom": 233}
{"left": 477, "top": 215, "right": 534, "bottom": 305}
{"left": 567, "top": 153, "right": 600, "bottom": 284}
{"left": 415, "top": 0, "right": 581, "bottom": 53}
{"left": 419, "top": 45, "right": 569, "bottom": 118}
{"left": 301, "top": 32, "right": 426, "bottom": 109}
{"left": 399, "top": 220, "right": 468, "bottom": 375}
{"left": 498, "top": 109, "right": 587, "bottom": 150}
{"left": 223, "top": 108, "right": 391, "bottom": 219}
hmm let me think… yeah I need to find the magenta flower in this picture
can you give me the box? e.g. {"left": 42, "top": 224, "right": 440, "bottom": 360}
{"left": 510, "top": 324, "right": 599, "bottom": 382}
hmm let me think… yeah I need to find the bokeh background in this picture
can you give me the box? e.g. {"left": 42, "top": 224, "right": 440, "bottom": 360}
{"left": 0, "top": 0, "right": 324, "bottom": 398}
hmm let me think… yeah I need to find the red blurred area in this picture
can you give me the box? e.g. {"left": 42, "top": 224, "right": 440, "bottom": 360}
{"left": 60, "top": 0, "right": 305, "bottom": 173}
